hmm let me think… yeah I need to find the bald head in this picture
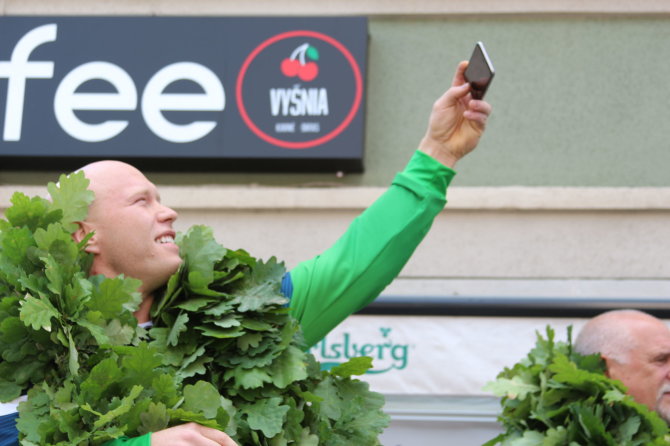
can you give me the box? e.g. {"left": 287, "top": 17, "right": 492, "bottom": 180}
{"left": 73, "top": 160, "right": 181, "bottom": 312}
{"left": 574, "top": 309, "right": 660, "bottom": 364}
{"left": 78, "top": 160, "right": 147, "bottom": 219}
{"left": 79, "top": 159, "right": 142, "bottom": 176}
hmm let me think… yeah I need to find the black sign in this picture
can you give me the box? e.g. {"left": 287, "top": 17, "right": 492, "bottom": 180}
{"left": 0, "top": 17, "right": 368, "bottom": 172}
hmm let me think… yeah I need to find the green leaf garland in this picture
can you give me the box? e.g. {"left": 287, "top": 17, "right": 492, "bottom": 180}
{"left": 0, "top": 172, "right": 390, "bottom": 445}
{"left": 483, "top": 326, "right": 670, "bottom": 445}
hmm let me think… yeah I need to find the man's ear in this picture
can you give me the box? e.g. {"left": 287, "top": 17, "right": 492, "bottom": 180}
{"left": 602, "top": 354, "right": 622, "bottom": 380}
{"left": 602, "top": 354, "right": 613, "bottom": 378}
{"left": 72, "top": 221, "right": 99, "bottom": 254}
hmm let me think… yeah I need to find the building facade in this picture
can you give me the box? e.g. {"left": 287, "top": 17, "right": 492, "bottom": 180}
{"left": 1, "top": 1, "right": 670, "bottom": 444}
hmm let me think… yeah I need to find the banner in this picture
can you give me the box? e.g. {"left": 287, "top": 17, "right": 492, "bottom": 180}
{"left": 0, "top": 17, "right": 368, "bottom": 171}
{"left": 309, "top": 315, "right": 586, "bottom": 395}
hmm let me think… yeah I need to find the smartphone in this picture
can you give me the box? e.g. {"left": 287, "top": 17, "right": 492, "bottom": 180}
{"left": 464, "top": 41, "right": 495, "bottom": 100}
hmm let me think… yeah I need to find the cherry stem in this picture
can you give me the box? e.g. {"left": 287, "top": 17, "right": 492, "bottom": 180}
{"left": 290, "top": 43, "right": 309, "bottom": 65}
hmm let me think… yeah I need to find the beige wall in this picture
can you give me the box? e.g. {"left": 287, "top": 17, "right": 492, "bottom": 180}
{"left": 3, "top": 184, "right": 668, "bottom": 296}
{"left": 152, "top": 187, "right": 670, "bottom": 295}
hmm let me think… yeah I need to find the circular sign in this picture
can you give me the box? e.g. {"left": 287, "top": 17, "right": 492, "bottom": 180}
{"left": 236, "top": 30, "right": 363, "bottom": 150}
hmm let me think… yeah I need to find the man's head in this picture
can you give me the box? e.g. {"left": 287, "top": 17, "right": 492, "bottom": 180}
{"left": 73, "top": 160, "right": 182, "bottom": 298}
{"left": 575, "top": 309, "right": 670, "bottom": 423}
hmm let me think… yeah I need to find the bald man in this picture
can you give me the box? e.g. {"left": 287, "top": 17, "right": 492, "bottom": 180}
{"left": 74, "top": 159, "right": 182, "bottom": 325}
{"left": 0, "top": 61, "right": 492, "bottom": 446}
{"left": 574, "top": 309, "right": 670, "bottom": 424}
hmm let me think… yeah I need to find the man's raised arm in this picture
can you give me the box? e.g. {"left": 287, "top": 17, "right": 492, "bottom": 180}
{"left": 287, "top": 61, "right": 493, "bottom": 347}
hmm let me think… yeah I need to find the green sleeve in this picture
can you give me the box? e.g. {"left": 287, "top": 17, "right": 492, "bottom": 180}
{"left": 289, "top": 150, "right": 455, "bottom": 348}
{"left": 102, "top": 434, "right": 151, "bottom": 446}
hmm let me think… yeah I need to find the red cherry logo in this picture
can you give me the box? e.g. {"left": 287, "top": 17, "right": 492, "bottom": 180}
{"left": 299, "top": 61, "right": 319, "bottom": 81}
{"left": 280, "top": 43, "right": 320, "bottom": 81}
{"left": 281, "top": 58, "right": 300, "bottom": 77}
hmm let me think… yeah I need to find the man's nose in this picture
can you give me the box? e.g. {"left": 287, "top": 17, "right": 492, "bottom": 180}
{"left": 158, "top": 204, "right": 178, "bottom": 222}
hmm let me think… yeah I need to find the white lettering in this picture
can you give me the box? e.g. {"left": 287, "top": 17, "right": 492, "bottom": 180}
{"left": 275, "top": 122, "right": 295, "bottom": 133}
{"left": 270, "top": 89, "right": 290, "bottom": 116}
{"left": 300, "top": 122, "right": 320, "bottom": 133}
{"left": 0, "top": 24, "right": 57, "bottom": 141}
{"left": 268, "top": 87, "right": 329, "bottom": 117}
{"left": 142, "top": 62, "right": 225, "bottom": 143}
{"left": 54, "top": 62, "right": 137, "bottom": 142}
{"left": 289, "top": 88, "right": 302, "bottom": 116}
{"left": 317, "top": 88, "right": 328, "bottom": 115}
{"left": 2, "top": 25, "right": 227, "bottom": 143}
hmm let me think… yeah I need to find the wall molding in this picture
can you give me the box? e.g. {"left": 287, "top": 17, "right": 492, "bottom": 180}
{"left": 2, "top": 185, "right": 670, "bottom": 212}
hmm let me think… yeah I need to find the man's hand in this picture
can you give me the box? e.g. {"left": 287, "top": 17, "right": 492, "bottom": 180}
{"left": 418, "top": 60, "right": 492, "bottom": 168}
{"left": 151, "top": 423, "right": 237, "bottom": 446}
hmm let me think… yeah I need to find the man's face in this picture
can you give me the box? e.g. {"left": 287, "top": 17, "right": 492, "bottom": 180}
{"left": 80, "top": 161, "right": 182, "bottom": 296}
{"left": 607, "top": 317, "right": 670, "bottom": 423}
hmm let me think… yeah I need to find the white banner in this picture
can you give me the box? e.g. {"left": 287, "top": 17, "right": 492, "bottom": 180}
{"left": 309, "top": 315, "right": 589, "bottom": 395}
